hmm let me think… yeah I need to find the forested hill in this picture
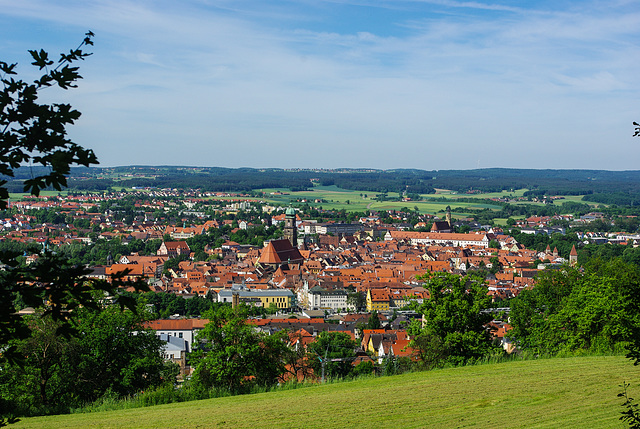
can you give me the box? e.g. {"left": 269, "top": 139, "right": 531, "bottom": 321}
{"left": 6, "top": 166, "right": 640, "bottom": 205}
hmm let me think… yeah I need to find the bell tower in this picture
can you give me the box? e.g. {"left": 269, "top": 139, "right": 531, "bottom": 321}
{"left": 283, "top": 207, "right": 298, "bottom": 247}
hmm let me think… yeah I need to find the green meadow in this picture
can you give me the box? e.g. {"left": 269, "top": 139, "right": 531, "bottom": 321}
{"left": 257, "top": 186, "right": 598, "bottom": 217}
{"left": 8, "top": 190, "right": 69, "bottom": 199}
{"left": 15, "top": 355, "right": 639, "bottom": 428}
{"left": 259, "top": 186, "right": 506, "bottom": 216}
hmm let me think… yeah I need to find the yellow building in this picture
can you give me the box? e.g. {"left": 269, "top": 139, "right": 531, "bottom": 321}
{"left": 366, "top": 289, "right": 390, "bottom": 312}
{"left": 218, "top": 288, "right": 294, "bottom": 309}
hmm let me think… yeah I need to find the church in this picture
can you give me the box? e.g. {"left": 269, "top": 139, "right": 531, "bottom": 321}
{"left": 430, "top": 206, "right": 454, "bottom": 233}
{"left": 257, "top": 207, "right": 304, "bottom": 269}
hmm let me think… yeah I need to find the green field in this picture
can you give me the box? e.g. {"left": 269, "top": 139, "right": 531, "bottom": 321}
{"left": 8, "top": 190, "right": 69, "bottom": 199}
{"left": 256, "top": 186, "right": 601, "bottom": 217}
{"left": 15, "top": 355, "right": 639, "bottom": 428}
{"left": 258, "top": 186, "right": 508, "bottom": 216}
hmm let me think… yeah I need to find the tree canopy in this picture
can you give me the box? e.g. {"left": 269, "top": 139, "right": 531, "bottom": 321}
{"left": 191, "top": 305, "right": 289, "bottom": 393}
{"left": 409, "top": 272, "right": 498, "bottom": 368}
{"left": 0, "top": 306, "right": 170, "bottom": 418}
{"left": 0, "top": 32, "right": 98, "bottom": 208}
{"left": 307, "top": 331, "right": 358, "bottom": 380}
{"left": 509, "top": 259, "right": 640, "bottom": 355}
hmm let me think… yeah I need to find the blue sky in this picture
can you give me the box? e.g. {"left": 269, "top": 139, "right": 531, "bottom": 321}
{"left": 1, "top": 0, "right": 639, "bottom": 170}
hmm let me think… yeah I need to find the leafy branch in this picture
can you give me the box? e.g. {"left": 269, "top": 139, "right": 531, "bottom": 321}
{"left": 619, "top": 382, "right": 640, "bottom": 428}
{"left": 0, "top": 31, "right": 97, "bottom": 209}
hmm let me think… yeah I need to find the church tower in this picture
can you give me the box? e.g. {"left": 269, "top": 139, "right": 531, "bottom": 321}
{"left": 569, "top": 245, "right": 578, "bottom": 266}
{"left": 445, "top": 206, "right": 452, "bottom": 228}
{"left": 283, "top": 207, "right": 298, "bottom": 248}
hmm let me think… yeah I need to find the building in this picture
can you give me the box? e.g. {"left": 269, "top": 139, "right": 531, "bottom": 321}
{"left": 157, "top": 241, "right": 191, "bottom": 258}
{"left": 430, "top": 206, "right": 453, "bottom": 233}
{"left": 145, "top": 319, "right": 208, "bottom": 352}
{"left": 385, "top": 231, "right": 489, "bottom": 248}
{"left": 569, "top": 245, "right": 578, "bottom": 265}
{"left": 366, "top": 289, "right": 390, "bottom": 312}
{"left": 217, "top": 286, "right": 296, "bottom": 310}
{"left": 257, "top": 238, "right": 305, "bottom": 268}
{"left": 283, "top": 207, "right": 298, "bottom": 247}
{"left": 158, "top": 333, "right": 189, "bottom": 375}
{"left": 312, "top": 223, "right": 364, "bottom": 236}
{"left": 297, "top": 281, "right": 353, "bottom": 311}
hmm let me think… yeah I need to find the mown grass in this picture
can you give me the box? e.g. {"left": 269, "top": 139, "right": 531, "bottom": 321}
{"left": 14, "top": 355, "right": 639, "bottom": 428}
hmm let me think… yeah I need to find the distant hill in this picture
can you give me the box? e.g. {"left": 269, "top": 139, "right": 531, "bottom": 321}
{"left": 15, "top": 355, "right": 640, "bottom": 428}
{"left": 5, "top": 166, "right": 640, "bottom": 205}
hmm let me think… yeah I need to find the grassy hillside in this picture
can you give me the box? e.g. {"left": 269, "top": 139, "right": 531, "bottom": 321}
{"left": 14, "top": 355, "right": 640, "bottom": 428}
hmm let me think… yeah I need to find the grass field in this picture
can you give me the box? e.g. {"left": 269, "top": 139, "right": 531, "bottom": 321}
{"left": 8, "top": 190, "right": 69, "bottom": 199}
{"left": 256, "top": 186, "right": 603, "bottom": 218}
{"left": 15, "top": 355, "right": 639, "bottom": 428}
{"left": 258, "top": 186, "right": 508, "bottom": 217}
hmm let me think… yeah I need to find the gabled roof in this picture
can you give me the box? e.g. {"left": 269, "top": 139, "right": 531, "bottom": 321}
{"left": 258, "top": 239, "right": 304, "bottom": 265}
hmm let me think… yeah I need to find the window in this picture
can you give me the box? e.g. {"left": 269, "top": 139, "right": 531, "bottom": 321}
{"left": 179, "top": 332, "right": 183, "bottom": 338}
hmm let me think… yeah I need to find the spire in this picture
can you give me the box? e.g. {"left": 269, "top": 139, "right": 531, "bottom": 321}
{"left": 569, "top": 245, "right": 578, "bottom": 266}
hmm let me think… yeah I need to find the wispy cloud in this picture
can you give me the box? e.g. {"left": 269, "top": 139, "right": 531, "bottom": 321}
{"left": 1, "top": 0, "right": 638, "bottom": 169}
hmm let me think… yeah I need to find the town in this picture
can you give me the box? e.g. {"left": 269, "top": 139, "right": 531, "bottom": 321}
{"left": 4, "top": 186, "right": 640, "bottom": 382}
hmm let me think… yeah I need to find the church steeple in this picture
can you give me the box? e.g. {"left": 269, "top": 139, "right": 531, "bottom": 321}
{"left": 283, "top": 206, "right": 298, "bottom": 248}
{"left": 569, "top": 245, "right": 578, "bottom": 266}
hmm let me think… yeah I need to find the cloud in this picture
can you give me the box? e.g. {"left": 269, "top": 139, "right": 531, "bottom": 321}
{"left": 1, "top": 0, "right": 639, "bottom": 169}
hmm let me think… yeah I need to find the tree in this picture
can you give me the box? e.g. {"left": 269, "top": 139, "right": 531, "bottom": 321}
{"left": 70, "top": 306, "right": 169, "bottom": 402}
{"left": 0, "top": 35, "right": 148, "bottom": 364}
{"left": 351, "top": 360, "right": 375, "bottom": 378}
{"left": 281, "top": 332, "right": 315, "bottom": 382}
{"left": 366, "top": 310, "right": 381, "bottom": 329}
{"left": 307, "top": 331, "right": 357, "bottom": 380}
{"left": 408, "top": 272, "right": 497, "bottom": 367}
{"left": 489, "top": 255, "right": 502, "bottom": 275}
{"left": 409, "top": 331, "right": 447, "bottom": 370}
{"left": 0, "top": 306, "right": 169, "bottom": 418}
{"left": 509, "top": 259, "right": 640, "bottom": 355}
{"left": 191, "top": 306, "right": 289, "bottom": 393}
{"left": 616, "top": 121, "right": 640, "bottom": 429}
{"left": 347, "top": 291, "right": 365, "bottom": 312}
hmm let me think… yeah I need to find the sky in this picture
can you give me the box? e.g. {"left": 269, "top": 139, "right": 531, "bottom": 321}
{"left": 1, "top": 0, "right": 639, "bottom": 170}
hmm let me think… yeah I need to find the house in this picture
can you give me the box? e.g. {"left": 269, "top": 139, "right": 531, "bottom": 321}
{"left": 158, "top": 333, "right": 190, "bottom": 375}
{"left": 366, "top": 289, "right": 390, "bottom": 312}
{"left": 145, "top": 319, "right": 208, "bottom": 352}
{"left": 157, "top": 241, "right": 191, "bottom": 258}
